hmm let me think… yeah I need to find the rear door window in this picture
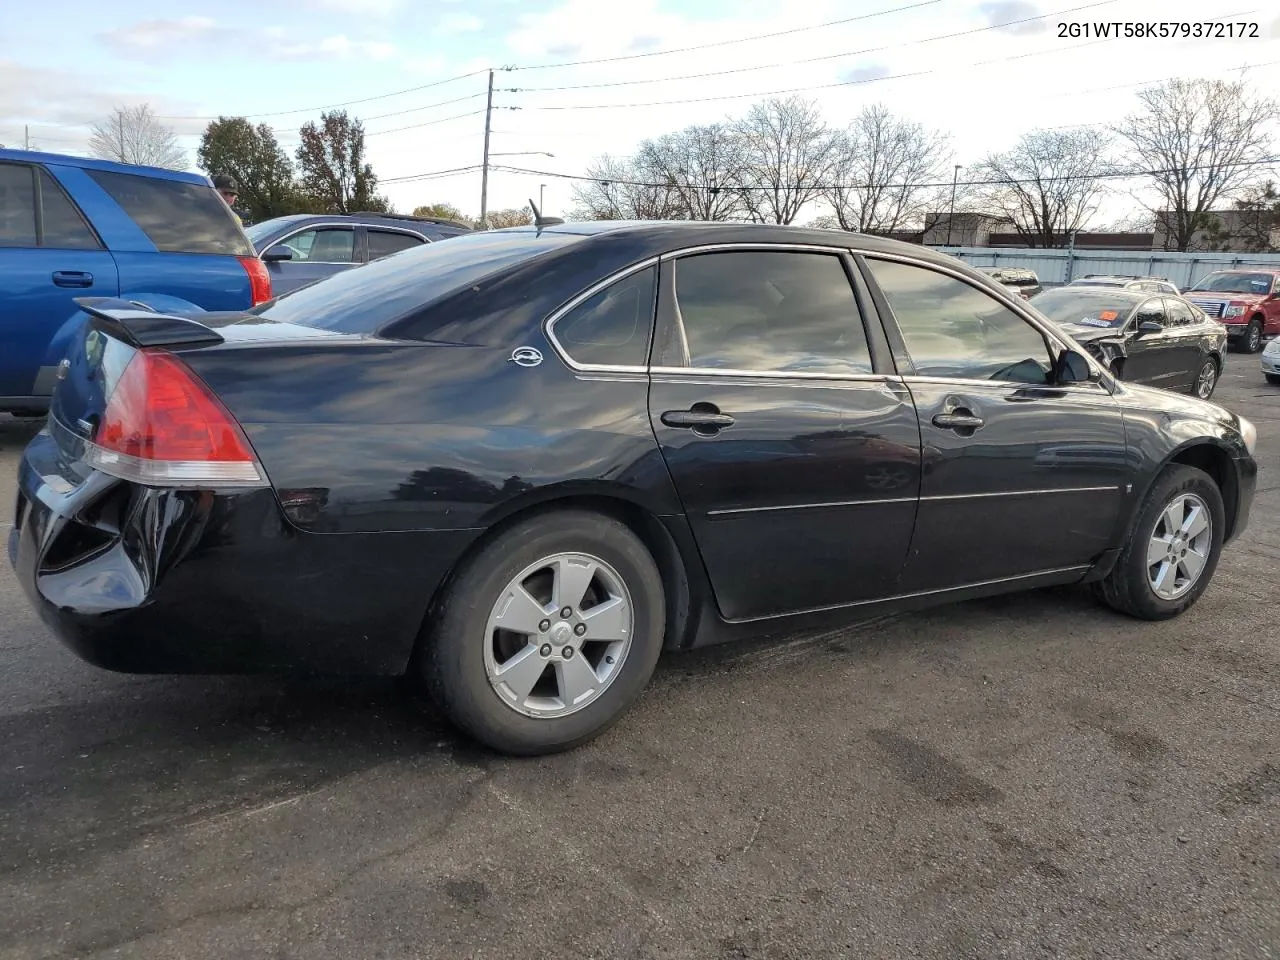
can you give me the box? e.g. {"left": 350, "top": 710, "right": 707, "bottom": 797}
{"left": 86, "top": 170, "right": 252, "bottom": 256}
{"left": 367, "top": 229, "right": 424, "bottom": 261}
{"left": 0, "top": 162, "right": 37, "bottom": 246}
{"left": 38, "top": 169, "right": 100, "bottom": 249}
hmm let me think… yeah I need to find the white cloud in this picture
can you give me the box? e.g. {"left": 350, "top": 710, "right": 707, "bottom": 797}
{"left": 438, "top": 14, "right": 484, "bottom": 36}
{"left": 306, "top": 0, "right": 403, "bottom": 15}
{"left": 273, "top": 35, "right": 399, "bottom": 62}
{"left": 977, "top": 1, "right": 1048, "bottom": 37}
{"left": 98, "top": 16, "right": 231, "bottom": 51}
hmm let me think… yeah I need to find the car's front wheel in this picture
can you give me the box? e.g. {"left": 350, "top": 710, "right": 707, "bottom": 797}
{"left": 421, "top": 509, "right": 666, "bottom": 755}
{"left": 1095, "top": 464, "right": 1225, "bottom": 620}
{"left": 1244, "top": 319, "right": 1263, "bottom": 353}
{"left": 1266, "top": 373, "right": 1280, "bottom": 385}
{"left": 1191, "top": 357, "right": 1219, "bottom": 399}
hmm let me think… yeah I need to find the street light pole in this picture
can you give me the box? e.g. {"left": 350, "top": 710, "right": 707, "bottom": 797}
{"left": 479, "top": 69, "right": 495, "bottom": 230}
{"left": 539, "top": 183, "right": 546, "bottom": 212}
{"left": 946, "top": 163, "right": 961, "bottom": 247}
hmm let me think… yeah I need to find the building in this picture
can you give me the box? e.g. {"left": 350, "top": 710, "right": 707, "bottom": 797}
{"left": 922, "top": 212, "right": 1011, "bottom": 247}
{"left": 1152, "top": 209, "right": 1280, "bottom": 253}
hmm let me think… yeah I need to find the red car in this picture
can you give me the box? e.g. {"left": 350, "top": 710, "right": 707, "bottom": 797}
{"left": 1184, "top": 269, "right": 1280, "bottom": 353}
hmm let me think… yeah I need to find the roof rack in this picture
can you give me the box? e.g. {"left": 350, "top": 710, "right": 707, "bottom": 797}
{"left": 347, "top": 211, "right": 474, "bottom": 231}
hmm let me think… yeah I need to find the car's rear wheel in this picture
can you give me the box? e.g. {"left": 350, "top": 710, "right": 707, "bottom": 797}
{"left": 1095, "top": 464, "right": 1224, "bottom": 621}
{"left": 1244, "top": 319, "right": 1263, "bottom": 353}
{"left": 421, "top": 510, "right": 665, "bottom": 755}
{"left": 1191, "top": 357, "right": 1218, "bottom": 399}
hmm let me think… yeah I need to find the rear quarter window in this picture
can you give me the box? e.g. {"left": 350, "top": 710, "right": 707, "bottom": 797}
{"left": 87, "top": 170, "right": 252, "bottom": 256}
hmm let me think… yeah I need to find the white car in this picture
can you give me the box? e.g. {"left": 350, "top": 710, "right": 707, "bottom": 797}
{"left": 1263, "top": 337, "right": 1280, "bottom": 385}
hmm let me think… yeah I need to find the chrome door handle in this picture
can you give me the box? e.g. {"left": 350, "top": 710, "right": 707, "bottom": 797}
{"left": 932, "top": 413, "right": 985, "bottom": 430}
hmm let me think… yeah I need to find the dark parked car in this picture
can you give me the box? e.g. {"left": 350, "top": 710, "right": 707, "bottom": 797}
{"left": 1029, "top": 286, "right": 1227, "bottom": 399}
{"left": 976, "top": 266, "right": 1041, "bottom": 299}
{"left": 245, "top": 212, "right": 472, "bottom": 295}
{"left": 9, "top": 222, "right": 1258, "bottom": 756}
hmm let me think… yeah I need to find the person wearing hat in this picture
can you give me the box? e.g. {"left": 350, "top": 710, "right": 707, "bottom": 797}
{"left": 213, "top": 174, "right": 242, "bottom": 225}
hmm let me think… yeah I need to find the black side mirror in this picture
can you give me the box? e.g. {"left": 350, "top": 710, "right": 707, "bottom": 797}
{"left": 1137, "top": 320, "right": 1164, "bottom": 335}
{"left": 1054, "top": 348, "right": 1093, "bottom": 384}
{"left": 262, "top": 246, "right": 293, "bottom": 263}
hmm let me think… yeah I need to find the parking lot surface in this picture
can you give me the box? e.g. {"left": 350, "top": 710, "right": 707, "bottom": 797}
{"left": 1, "top": 359, "right": 1277, "bottom": 960}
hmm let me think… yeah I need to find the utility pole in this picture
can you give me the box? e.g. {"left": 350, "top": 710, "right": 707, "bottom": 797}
{"left": 479, "top": 70, "right": 494, "bottom": 230}
{"left": 945, "top": 163, "right": 961, "bottom": 247}
{"left": 25, "top": 125, "right": 30, "bottom": 150}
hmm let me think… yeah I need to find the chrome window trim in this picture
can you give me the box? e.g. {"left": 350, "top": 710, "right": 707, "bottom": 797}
{"left": 542, "top": 255, "right": 661, "bottom": 374}
{"left": 855, "top": 247, "right": 1112, "bottom": 386}
{"left": 264, "top": 221, "right": 361, "bottom": 266}
{"left": 650, "top": 366, "right": 891, "bottom": 383}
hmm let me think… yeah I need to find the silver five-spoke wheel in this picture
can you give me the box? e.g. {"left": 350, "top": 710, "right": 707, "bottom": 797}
{"left": 1146, "top": 493, "right": 1212, "bottom": 600}
{"left": 484, "top": 552, "right": 633, "bottom": 718}
{"left": 1194, "top": 360, "right": 1217, "bottom": 399}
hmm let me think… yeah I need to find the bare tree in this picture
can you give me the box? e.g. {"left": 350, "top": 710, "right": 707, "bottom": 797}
{"left": 824, "top": 105, "right": 951, "bottom": 234}
{"left": 569, "top": 155, "right": 684, "bottom": 221}
{"left": 735, "top": 96, "right": 838, "bottom": 224}
{"left": 973, "top": 128, "right": 1112, "bottom": 247}
{"left": 1114, "top": 78, "right": 1279, "bottom": 251}
{"left": 486, "top": 206, "right": 534, "bottom": 229}
{"left": 89, "top": 104, "right": 186, "bottom": 169}
{"left": 634, "top": 123, "right": 748, "bottom": 221}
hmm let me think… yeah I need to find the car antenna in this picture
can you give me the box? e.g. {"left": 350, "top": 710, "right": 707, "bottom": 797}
{"left": 529, "top": 198, "right": 564, "bottom": 230}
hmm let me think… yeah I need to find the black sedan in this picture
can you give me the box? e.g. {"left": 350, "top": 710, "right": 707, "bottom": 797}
{"left": 1029, "top": 286, "right": 1227, "bottom": 400}
{"left": 9, "top": 222, "right": 1259, "bottom": 755}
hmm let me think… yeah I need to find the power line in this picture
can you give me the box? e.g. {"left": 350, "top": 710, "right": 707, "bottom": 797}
{"left": 485, "top": 157, "right": 1280, "bottom": 192}
{"left": 382, "top": 164, "right": 484, "bottom": 184}
{"left": 504, "top": 0, "right": 945, "bottom": 72}
{"left": 510, "top": 0, "right": 1121, "bottom": 93}
{"left": 508, "top": 5, "right": 1256, "bottom": 111}
{"left": 365, "top": 108, "right": 489, "bottom": 138}
{"left": 155, "top": 68, "right": 490, "bottom": 121}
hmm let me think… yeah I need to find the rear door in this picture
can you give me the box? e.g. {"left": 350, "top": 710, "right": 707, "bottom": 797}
{"left": 79, "top": 168, "right": 254, "bottom": 309}
{"left": 647, "top": 246, "right": 922, "bottom": 622}
{"left": 262, "top": 224, "right": 359, "bottom": 294}
{"left": 0, "top": 161, "right": 118, "bottom": 406}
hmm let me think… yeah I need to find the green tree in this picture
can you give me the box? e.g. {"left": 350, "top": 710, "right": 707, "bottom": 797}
{"left": 412, "top": 202, "right": 472, "bottom": 225}
{"left": 198, "top": 117, "right": 301, "bottom": 223}
{"left": 295, "top": 110, "right": 389, "bottom": 213}
{"left": 1232, "top": 181, "right": 1280, "bottom": 252}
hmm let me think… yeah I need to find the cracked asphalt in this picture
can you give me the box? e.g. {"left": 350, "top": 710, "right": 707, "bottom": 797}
{"left": 1, "top": 355, "right": 1277, "bottom": 960}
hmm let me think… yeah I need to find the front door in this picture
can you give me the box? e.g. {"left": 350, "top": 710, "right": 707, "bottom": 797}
{"left": 263, "top": 225, "right": 359, "bottom": 295}
{"left": 1122, "top": 297, "right": 1184, "bottom": 388}
{"left": 648, "top": 248, "right": 922, "bottom": 622}
{"left": 860, "top": 255, "right": 1129, "bottom": 594}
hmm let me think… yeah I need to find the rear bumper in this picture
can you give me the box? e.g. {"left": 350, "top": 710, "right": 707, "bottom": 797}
{"left": 9, "top": 429, "right": 474, "bottom": 675}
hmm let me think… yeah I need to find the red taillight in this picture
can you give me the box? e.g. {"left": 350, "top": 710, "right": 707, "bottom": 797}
{"left": 86, "top": 350, "right": 266, "bottom": 487}
{"left": 239, "top": 255, "right": 272, "bottom": 306}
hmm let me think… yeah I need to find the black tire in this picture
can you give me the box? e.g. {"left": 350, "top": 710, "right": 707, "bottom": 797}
{"left": 1244, "top": 318, "right": 1263, "bottom": 353}
{"left": 1109, "top": 357, "right": 1125, "bottom": 380}
{"left": 1094, "top": 464, "right": 1225, "bottom": 621}
{"left": 420, "top": 510, "right": 665, "bottom": 756}
{"left": 1189, "top": 357, "right": 1218, "bottom": 399}
{"left": 1266, "top": 373, "right": 1280, "bottom": 386}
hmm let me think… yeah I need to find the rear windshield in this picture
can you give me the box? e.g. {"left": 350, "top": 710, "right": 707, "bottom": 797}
{"left": 254, "top": 229, "right": 584, "bottom": 333}
{"left": 1031, "top": 288, "right": 1136, "bottom": 328}
{"left": 88, "top": 170, "right": 253, "bottom": 256}
{"left": 1188, "top": 272, "right": 1275, "bottom": 294}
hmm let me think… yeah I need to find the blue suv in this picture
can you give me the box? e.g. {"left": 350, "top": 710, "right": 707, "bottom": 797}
{"left": 245, "top": 212, "right": 472, "bottom": 295}
{"left": 0, "top": 149, "right": 270, "bottom": 416}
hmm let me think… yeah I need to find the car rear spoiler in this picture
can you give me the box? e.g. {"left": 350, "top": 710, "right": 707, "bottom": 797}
{"left": 73, "top": 297, "right": 225, "bottom": 348}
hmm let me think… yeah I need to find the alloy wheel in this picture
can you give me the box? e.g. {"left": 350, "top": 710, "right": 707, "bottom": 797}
{"left": 1194, "top": 361, "right": 1217, "bottom": 399}
{"left": 1247, "top": 323, "right": 1262, "bottom": 352}
{"left": 1146, "top": 493, "right": 1212, "bottom": 601}
{"left": 483, "top": 552, "right": 634, "bottom": 718}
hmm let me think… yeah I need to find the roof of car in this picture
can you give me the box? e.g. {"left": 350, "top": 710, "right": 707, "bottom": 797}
{"left": 1039, "top": 286, "right": 1148, "bottom": 303}
{"left": 491, "top": 220, "right": 967, "bottom": 266}
{"left": 249, "top": 212, "right": 473, "bottom": 233}
{"left": 0, "top": 148, "right": 213, "bottom": 185}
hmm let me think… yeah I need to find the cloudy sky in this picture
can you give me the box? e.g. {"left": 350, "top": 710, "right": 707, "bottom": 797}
{"left": 4, "top": 0, "right": 1279, "bottom": 224}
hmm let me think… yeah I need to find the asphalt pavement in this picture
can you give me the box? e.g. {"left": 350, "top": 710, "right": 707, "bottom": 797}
{"left": 1, "top": 358, "right": 1277, "bottom": 960}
